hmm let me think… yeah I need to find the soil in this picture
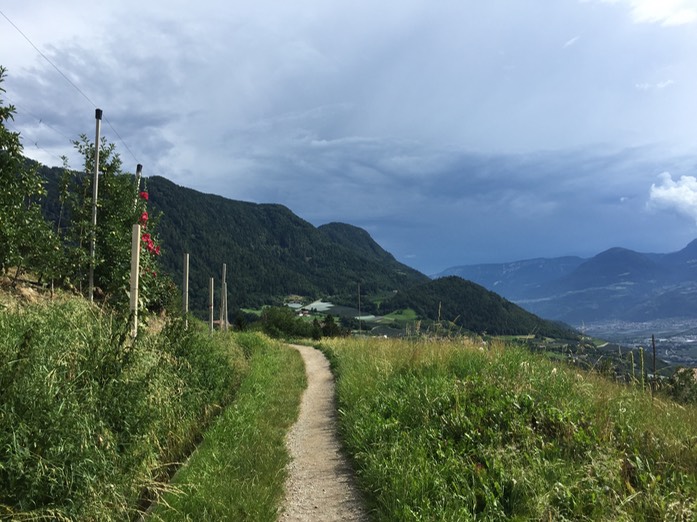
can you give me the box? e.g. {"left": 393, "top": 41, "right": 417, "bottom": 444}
{"left": 281, "top": 344, "right": 369, "bottom": 521}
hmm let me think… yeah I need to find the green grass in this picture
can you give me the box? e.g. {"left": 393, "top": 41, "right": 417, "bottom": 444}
{"left": 150, "top": 336, "right": 306, "bottom": 521}
{"left": 494, "top": 334, "right": 535, "bottom": 341}
{"left": 0, "top": 298, "right": 249, "bottom": 520}
{"left": 380, "top": 308, "right": 418, "bottom": 323}
{"left": 322, "top": 337, "right": 697, "bottom": 521}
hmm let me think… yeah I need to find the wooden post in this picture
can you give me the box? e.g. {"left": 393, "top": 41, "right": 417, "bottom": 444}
{"left": 223, "top": 281, "right": 229, "bottom": 331}
{"left": 209, "top": 277, "right": 214, "bottom": 333}
{"left": 130, "top": 224, "right": 141, "bottom": 338}
{"left": 652, "top": 334, "right": 657, "bottom": 396}
{"left": 88, "top": 108, "right": 102, "bottom": 302}
{"left": 182, "top": 253, "right": 190, "bottom": 329}
{"left": 220, "top": 263, "right": 227, "bottom": 330}
{"left": 357, "top": 283, "right": 361, "bottom": 334}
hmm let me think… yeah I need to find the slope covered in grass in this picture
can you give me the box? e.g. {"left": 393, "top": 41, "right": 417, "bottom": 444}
{"left": 151, "top": 335, "right": 306, "bottom": 521}
{"left": 322, "top": 337, "right": 697, "bottom": 520}
{"left": 0, "top": 297, "right": 272, "bottom": 520}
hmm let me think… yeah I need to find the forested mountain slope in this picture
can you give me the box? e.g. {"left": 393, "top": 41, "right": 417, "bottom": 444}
{"left": 146, "top": 176, "right": 429, "bottom": 314}
{"left": 34, "top": 161, "right": 574, "bottom": 335}
{"left": 382, "top": 276, "right": 578, "bottom": 338}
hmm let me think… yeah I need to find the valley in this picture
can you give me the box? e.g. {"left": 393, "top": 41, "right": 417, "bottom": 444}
{"left": 437, "top": 241, "right": 697, "bottom": 366}
{"left": 582, "top": 317, "right": 697, "bottom": 367}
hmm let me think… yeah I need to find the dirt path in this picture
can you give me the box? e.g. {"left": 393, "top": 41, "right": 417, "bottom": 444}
{"left": 281, "top": 344, "right": 369, "bottom": 521}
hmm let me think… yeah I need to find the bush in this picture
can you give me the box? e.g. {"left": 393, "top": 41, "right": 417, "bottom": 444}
{"left": 259, "top": 306, "right": 313, "bottom": 339}
{"left": 0, "top": 66, "right": 60, "bottom": 280}
{"left": 666, "top": 367, "right": 697, "bottom": 404}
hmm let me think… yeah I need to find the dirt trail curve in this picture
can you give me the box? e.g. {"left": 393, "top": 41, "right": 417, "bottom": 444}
{"left": 281, "top": 344, "right": 369, "bottom": 521}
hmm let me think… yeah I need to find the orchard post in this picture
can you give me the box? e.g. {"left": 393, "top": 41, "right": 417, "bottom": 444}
{"left": 209, "top": 277, "right": 214, "bottom": 333}
{"left": 88, "top": 108, "right": 102, "bottom": 302}
{"left": 133, "top": 163, "right": 143, "bottom": 210}
{"left": 130, "top": 224, "right": 141, "bottom": 337}
{"left": 183, "top": 253, "right": 190, "bottom": 329}
{"left": 223, "top": 281, "right": 228, "bottom": 331}
{"left": 652, "top": 334, "right": 656, "bottom": 377}
{"left": 220, "top": 263, "right": 227, "bottom": 330}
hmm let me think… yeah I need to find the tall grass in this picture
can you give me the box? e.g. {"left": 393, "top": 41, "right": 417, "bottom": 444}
{"left": 0, "top": 298, "right": 248, "bottom": 520}
{"left": 150, "top": 335, "right": 306, "bottom": 521}
{"left": 323, "top": 337, "right": 697, "bottom": 521}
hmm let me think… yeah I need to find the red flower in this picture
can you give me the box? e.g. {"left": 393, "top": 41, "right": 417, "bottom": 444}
{"left": 141, "top": 233, "right": 151, "bottom": 243}
{"left": 154, "top": 245, "right": 161, "bottom": 255}
{"left": 139, "top": 191, "right": 149, "bottom": 201}
{"left": 140, "top": 211, "right": 149, "bottom": 224}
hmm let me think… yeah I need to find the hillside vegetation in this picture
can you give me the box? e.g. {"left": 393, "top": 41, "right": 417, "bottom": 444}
{"left": 35, "top": 164, "right": 573, "bottom": 337}
{"left": 144, "top": 176, "right": 429, "bottom": 313}
{"left": 322, "top": 337, "right": 697, "bottom": 520}
{"left": 0, "top": 294, "right": 304, "bottom": 521}
{"left": 0, "top": 293, "right": 302, "bottom": 520}
{"left": 383, "top": 276, "right": 577, "bottom": 338}
{"left": 151, "top": 334, "right": 306, "bottom": 520}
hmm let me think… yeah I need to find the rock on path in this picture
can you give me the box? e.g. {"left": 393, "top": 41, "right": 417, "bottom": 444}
{"left": 281, "top": 344, "right": 369, "bottom": 521}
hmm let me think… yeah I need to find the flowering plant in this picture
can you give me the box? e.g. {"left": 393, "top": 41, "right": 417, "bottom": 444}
{"left": 133, "top": 187, "right": 171, "bottom": 312}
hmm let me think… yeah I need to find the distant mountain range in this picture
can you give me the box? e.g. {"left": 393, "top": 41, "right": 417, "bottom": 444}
{"left": 435, "top": 240, "right": 697, "bottom": 325}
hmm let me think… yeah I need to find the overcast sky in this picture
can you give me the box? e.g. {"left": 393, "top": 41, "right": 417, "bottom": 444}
{"left": 2, "top": 0, "right": 697, "bottom": 274}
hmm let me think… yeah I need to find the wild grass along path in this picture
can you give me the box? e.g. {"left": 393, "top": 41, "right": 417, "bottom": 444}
{"left": 282, "top": 344, "right": 369, "bottom": 521}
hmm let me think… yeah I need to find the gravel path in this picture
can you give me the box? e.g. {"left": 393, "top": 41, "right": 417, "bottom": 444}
{"left": 281, "top": 344, "right": 369, "bottom": 522}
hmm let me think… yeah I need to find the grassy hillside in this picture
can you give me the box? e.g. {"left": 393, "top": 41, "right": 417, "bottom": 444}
{"left": 151, "top": 335, "right": 306, "bottom": 520}
{"left": 322, "top": 337, "right": 697, "bottom": 520}
{"left": 0, "top": 290, "right": 302, "bottom": 520}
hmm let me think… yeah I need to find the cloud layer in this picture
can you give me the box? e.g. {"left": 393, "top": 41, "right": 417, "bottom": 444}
{"left": 613, "top": 0, "right": 697, "bottom": 25}
{"left": 2, "top": 1, "right": 697, "bottom": 273}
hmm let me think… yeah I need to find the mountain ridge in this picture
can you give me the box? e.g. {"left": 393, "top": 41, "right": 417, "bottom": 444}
{"left": 145, "top": 175, "right": 430, "bottom": 313}
{"left": 436, "top": 240, "right": 697, "bottom": 324}
{"left": 33, "top": 162, "right": 578, "bottom": 336}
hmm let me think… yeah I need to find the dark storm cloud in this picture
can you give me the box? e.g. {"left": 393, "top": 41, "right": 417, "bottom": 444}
{"left": 2, "top": 0, "right": 697, "bottom": 273}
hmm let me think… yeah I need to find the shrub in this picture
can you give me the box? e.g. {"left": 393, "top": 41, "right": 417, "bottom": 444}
{"left": 260, "top": 306, "right": 313, "bottom": 338}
